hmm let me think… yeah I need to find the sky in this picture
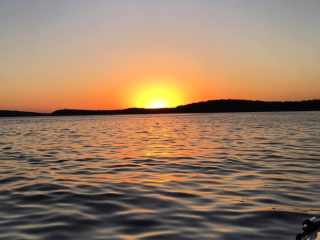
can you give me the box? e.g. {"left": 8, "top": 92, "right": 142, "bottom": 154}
{"left": 1, "top": 0, "right": 319, "bottom": 113}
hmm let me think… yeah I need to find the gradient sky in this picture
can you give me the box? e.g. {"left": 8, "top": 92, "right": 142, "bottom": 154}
{"left": 1, "top": 0, "right": 319, "bottom": 112}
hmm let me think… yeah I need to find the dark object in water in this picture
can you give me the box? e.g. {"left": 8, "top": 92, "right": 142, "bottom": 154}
{"left": 296, "top": 217, "right": 320, "bottom": 240}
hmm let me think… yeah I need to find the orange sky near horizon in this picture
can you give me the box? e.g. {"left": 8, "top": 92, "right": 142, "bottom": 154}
{"left": 1, "top": 1, "right": 320, "bottom": 113}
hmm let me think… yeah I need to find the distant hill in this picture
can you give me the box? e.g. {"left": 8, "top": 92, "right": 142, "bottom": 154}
{"left": 1, "top": 99, "right": 320, "bottom": 117}
{"left": 51, "top": 108, "right": 176, "bottom": 116}
{"left": 175, "top": 99, "right": 320, "bottom": 113}
{"left": 52, "top": 99, "right": 320, "bottom": 116}
{"left": 0, "top": 110, "right": 48, "bottom": 117}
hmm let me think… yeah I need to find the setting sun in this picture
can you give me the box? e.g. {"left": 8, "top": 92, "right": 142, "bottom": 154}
{"left": 132, "top": 76, "right": 184, "bottom": 109}
{"left": 149, "top": 100, "right": 167, "bottom": 109}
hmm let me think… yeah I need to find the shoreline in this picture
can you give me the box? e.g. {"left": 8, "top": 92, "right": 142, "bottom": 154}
{"left": 1, "top": 99, "right": 320, "bottom": 117}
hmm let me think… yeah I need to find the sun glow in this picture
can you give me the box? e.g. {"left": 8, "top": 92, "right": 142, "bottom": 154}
{"left": 149, "top": 100, "right": 167, "bottom": 109}
{"left": 133, "top": 77, "right": 183, "bottom": 109}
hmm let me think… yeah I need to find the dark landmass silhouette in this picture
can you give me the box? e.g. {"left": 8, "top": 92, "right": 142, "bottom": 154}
{"left": 0, "top": 110, "right": 49, "bottom": 117}
{"left": 1, "top": 99, "right": 320, "bottom": 117}
{"left": 52, "top": 107, "right": 177, "bottom": 116}
{"left": 175, "top": 99, "right": 320, "bottom": 113}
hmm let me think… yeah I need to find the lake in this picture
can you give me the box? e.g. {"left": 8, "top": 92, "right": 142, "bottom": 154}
{"left": 0, "top": 112, "right": 319, "bottom": 240}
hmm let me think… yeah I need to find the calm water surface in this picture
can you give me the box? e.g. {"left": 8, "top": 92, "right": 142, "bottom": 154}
{"left": 0, "top": 112, "right": 319, "bottom": 240}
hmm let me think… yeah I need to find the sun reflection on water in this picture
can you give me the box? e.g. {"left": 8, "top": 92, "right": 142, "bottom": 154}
{"left": 1, "top": 113, "right": 320, "bottom": 240}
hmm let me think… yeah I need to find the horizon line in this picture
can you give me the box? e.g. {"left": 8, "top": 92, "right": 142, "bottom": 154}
{"left": 1, "top": 98, "right": 320, "bottom": 115}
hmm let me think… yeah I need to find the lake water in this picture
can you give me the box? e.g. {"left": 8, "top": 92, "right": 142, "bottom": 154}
{"left": 0, "top": 112, "right": 319, "bottom": 240}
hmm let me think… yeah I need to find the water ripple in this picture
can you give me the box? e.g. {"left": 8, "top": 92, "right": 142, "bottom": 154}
{"left": 0, "top": 112, "right": 320, "bottom": 240}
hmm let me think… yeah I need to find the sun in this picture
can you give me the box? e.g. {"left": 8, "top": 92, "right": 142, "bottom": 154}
{"left": 148, "top": 99, "right": 168, "bottom": 109}
{"left": 132, "top": 77, "right": 183, "bottom": 109}
{"left": 143, "top": 93, "right": 171, "bottom": 109}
